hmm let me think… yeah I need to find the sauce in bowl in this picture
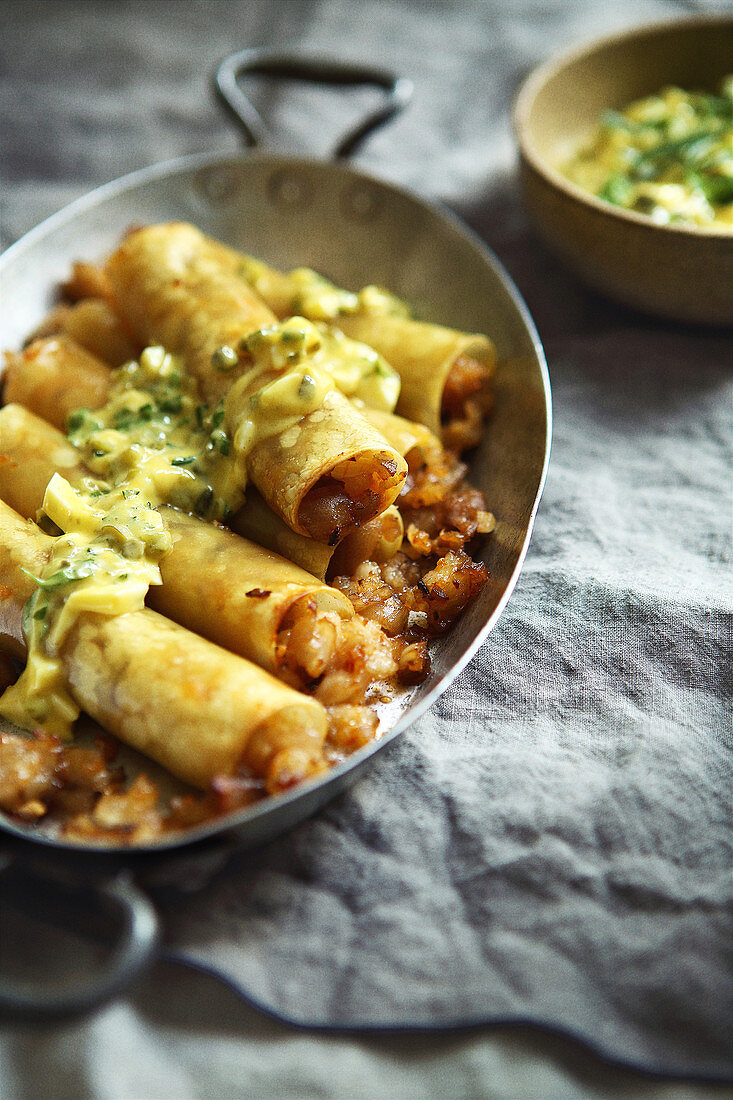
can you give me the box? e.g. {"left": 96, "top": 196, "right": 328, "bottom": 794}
{"left": 562, "top": 76, "right": 733, "bottom": 230}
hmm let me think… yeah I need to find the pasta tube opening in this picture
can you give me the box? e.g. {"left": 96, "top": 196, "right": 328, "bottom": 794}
{"left": 296, "top": 450, "right": 406, "bottom": 544}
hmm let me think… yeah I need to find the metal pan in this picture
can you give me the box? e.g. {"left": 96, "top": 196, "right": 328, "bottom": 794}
{"left": 0, "top": 52, "right": 551, "bottom": 1015}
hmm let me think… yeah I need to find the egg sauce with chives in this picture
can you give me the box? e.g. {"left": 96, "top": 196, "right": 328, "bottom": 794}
{"left": 0, "top": 344, "right": 246, "bottom": 738}
{"left": 0, "top": 318, "right": 401, "bottom": 740}
{"left": 242, "top": 315, "right": 400, "bottom": 404}
{"left": 235, "top": 256, "right": 410, "bottom": 321}
{"left": 562, "top": 76, "right": 733, "bottom": 230}
{"left": 221, "top": 316, "right": 401, "bottom": 461}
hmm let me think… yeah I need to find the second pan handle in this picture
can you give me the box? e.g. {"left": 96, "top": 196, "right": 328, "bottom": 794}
{"left": 0, "top": 860, "right": 159, "bottom": 1019}
{"left": 215, "top": 49, "right": 413, "bottom": 159}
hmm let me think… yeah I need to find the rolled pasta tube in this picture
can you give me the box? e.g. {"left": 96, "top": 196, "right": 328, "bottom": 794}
{"left": 0, "top": 404, "right": 88, "bottom": 518}
{"left": 0, "top": 405, "right": 354, "bottom": 681}
{"left": 334, "top": 313, "right": 496, "bottom": 444}
{"left": 61, "top": 603, "right": 329, "bottom": 792}
{"left": 0, "top": 498, "right": 329, "bottom": 792}
{"left": 3, "top": 336, "right": 113, "bottom": 432}
{"left": 104, "top": 222, "right": 277, "bottom": 404}
{"left": 151, "top": 509, "right": 352, "bottom": 674}
{"left": 225, "top": 376, "right": 407, "bottom": 541}
{"left": 232, "top": 489, "right": 403, "bottom": 581}
{"left": 228, "top": 252, "right": 496, "bottom": 445}
{"left": 27, "top": 298, "right": 141, "bottom": 368}
{"left": 232, "top": 489, "right": 334, "bottom": 581}
{"left": 358, "top": 406, "right": 443, "bottom": 469}
{"left": 105, "top": 224, "right": 408, "bottom": 537}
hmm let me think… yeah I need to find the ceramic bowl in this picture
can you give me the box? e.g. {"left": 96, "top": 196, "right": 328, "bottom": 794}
{"left": 513, "top": 16, "right": 733, "bottom": 326}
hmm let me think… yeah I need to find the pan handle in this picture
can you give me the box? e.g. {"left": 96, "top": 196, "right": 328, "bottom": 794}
{"left": 0, "top": 858, "right": 159, "bottom": 1019}
{"left": 214, "top": 49, "right": 413, "bottom": 159}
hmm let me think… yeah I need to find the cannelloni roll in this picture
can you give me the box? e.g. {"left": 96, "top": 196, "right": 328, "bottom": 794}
{"left": 358, "top": 407, "right": 443, "bottom": 469}
{"left": 233, "top": 489, "right": 403, "bottom": 581}
{"left": 0, "top": 499, "right": 329, "bottom": 792}
{"left": 337, "top": 312, "right": 495, "bottom": 448}
{"left": 3, "top": 336, "right": 113, "bottom": 431}
{"left": 0, "top": 405, "right": 355, "bottom": 683}
{"left": 223, "top": 371, "right": 406, "bottom": 541}
{"left": 0, "top": 404, "right": 88, "bottom": 510}
{"left": 233, "top": 252, "right": 496, "bottom": 448}
{"left": 61, "top": 227, "right": 412, "bottom": 541}
{"left": 104, "top": 222, "right": 276, "bottom": 404}
{"left": 25, "top": 298, "right": 141, "bottom": 368}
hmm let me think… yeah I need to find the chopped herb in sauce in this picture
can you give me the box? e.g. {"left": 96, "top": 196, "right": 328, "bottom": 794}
{"left": 212, "top": 344, "right": 239, "bottom": 372}
{"left": 66, "top": 347, "right": 243, "bottom": 524}
{"left": 563, "top": 76, "right": 733, "bottom": 229}
{"left": 2, "top": 345, "right": 247, "bottom": 738}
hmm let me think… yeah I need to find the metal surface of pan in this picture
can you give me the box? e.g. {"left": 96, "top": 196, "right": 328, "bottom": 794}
{"left": 0, "top": 55, "right": 551, "bottom": 1014}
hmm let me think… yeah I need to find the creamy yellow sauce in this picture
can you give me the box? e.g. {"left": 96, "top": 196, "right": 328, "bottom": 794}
{"left": 224, "top": 316, "right": 401, "bottom": 461}
{"left": 67, "top": 346, "right": 246, "bottom": 522}
{"left": 1, "top": 314, "right": 402, "bottom": 739}
{"left": 0, "top": 345, "right": 246, "bottom": 738}
{"left": 563, "top": 77, "right": 733, "bottom": 230}
{"left": 244, "top": 316, "right": 400, "bottom": 410}
{"left": 237, "top": 257, "right": 410, "bottom": 321}
{"left": 0, "top": 474, "right": 168, "bottom": 737}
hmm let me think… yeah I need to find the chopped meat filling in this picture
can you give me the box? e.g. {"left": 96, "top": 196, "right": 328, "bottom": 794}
{"left": 441, "top": 354, "right": 494, "bottom": 452}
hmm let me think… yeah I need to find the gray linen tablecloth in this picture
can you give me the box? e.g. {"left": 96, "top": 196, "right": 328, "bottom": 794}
{"left": 1, "top": 2, "right": 731, "bottom": 1098}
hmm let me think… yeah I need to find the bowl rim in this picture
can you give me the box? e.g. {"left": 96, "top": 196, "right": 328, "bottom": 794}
{"left": 512, "top": 13, "right": 733, "bottom": 241}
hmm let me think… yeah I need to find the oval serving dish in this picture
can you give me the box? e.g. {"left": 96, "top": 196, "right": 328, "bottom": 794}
{"left": 0, "top": 150, "right": 551, "bottom": 856}
{"left": 0, "top": 54, "right": 551, "bottom": 1017}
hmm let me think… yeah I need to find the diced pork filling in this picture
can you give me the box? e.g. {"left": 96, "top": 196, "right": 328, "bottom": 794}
{"left": 441, "top": 354, "right": 494, "bottom": 452}
{"left": 298, "top": 479, "right": 360, "bottom": 544}
{"left": 325, "top": 704, "right": 379, "bottom": 762}
{"left": 334, "top": 551, "right": 487, "bottom": 636}
{"left": 276, "top": 602, "right": 404, "bottom": 704}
